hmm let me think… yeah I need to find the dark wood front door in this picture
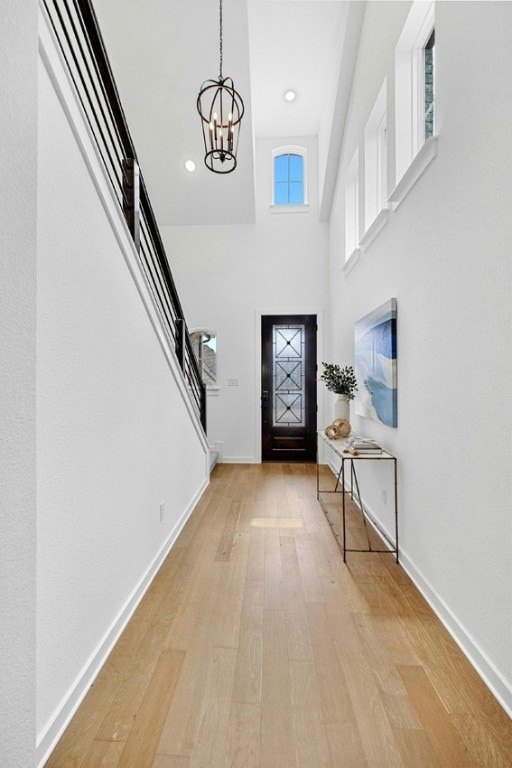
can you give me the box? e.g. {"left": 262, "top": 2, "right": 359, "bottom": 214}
{"left": 261, "top": 315, "right": 317, "bottom": 462}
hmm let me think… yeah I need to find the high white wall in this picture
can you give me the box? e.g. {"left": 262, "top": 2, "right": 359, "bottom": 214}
{"left": 162, "top": 136, "right": 329, "bottom": 462}
{"left": 327, "top": 0, "right": 512, "bottom": 711}
{"left": 36, "top": 12, "right": 209, "bottom": 764}
{"left": 162, "top": 137, "right": 328, "bottom": 462}
{"left": 0, "top": 2, "right": 38, "bottom": 765}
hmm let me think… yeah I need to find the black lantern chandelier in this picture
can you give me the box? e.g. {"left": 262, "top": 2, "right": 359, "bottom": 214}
{"left": 197, "top": 0, "right": 244, "bottom": 174}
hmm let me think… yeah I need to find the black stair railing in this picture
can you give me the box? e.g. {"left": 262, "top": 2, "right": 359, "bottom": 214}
{"left": 42, "top": 0, "right": 206, "bottom": 431}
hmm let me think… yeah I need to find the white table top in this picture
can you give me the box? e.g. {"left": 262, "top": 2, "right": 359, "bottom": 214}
{"left": 318, "top": 430, "right": 395, "bottom": 460}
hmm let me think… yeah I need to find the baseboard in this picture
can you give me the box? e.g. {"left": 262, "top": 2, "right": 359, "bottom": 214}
{"left": 35, "top": 477, "right": 208, "bottom": 768}
{"left": 208, "top": 448, "right": 219, "bottom": 470}
{"left": 321, "top": 460, "right": 512, "bottom": 717}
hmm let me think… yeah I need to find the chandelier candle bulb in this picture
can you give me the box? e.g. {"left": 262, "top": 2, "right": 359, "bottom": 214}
{"left": 209, "top": 122, "right": 214, "bottom": 149}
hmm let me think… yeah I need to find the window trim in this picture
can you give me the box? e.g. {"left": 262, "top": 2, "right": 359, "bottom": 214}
{"left": 271, "top": 145, "right": 308, "bottom": 207}
{"left": 395, "top": 1, "right": 435, "bottom": 185}
{"left": 344, "top": 148, "right": 360, "bottom": 261}
{"left": 388, "top": 134, "right": 438, "bottom": 209}
{"left": 364, "top": 78, "right": 388, "bottom": 235}
{"left": 342, "top": 247, "right": 361, "bottom": 276}
{"left": 360, "top": 208, "right": 389, "bottom": 253}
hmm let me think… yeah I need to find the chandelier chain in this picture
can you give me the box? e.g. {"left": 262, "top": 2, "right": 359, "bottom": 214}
{"left": 219, "top": 0, "right": 223, "bottom": 79}
{"left": 197, "top": 0, "right": 244, "bottom": 173}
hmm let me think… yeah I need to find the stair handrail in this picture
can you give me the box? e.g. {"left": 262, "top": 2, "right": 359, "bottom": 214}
{"left": 42, "top": 0, "right": 206, "bottom": 431}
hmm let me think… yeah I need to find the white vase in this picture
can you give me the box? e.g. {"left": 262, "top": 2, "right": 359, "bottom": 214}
{"left": 334, "top": 396, "right": 350, "bottom": 421}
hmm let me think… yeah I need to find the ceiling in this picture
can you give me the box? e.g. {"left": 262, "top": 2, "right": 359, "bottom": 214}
{"left": 93, "top": 0, "right": 350, "bottom": 227}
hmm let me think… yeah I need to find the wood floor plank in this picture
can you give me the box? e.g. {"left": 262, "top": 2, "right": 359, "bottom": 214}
{"left": 44, "top": 659, "right": 123, "bottom": 768}
{"left": 296, "top": 547, "right": 325, "bottom": 604}
{"left": 226, "top": 702, "right": 261, "bottom": 768}
{"left": 391, "top": 728, "right": 440, "bottom": 768}
{"left": 280, "top": 535, "right": 304, "bottom": 606}
{"left": 352, "top": 572, "right": 413, "bottom": 618}
{"left": 231, "top": 599, "right": 263, "bottom": 706}
{"left": 333, "top": 615, "right": 408, "bottom": 768}
{"left": 45, "top": 464, "right": 511, "bottom": 768}
{"left": 165, "top": 544, "right": 226, "bottom": 651}
{"left": 370, "top": 615, "right": 422, "bottom": 667}
{"left": 309, "top": 633, "right": 369, "bottom": 766}
{"left": 81, "top": 739, "right": 126, "bottom": 768}
{"left": 264, "top": 552, "right": 285, "bottom": 610}
{"left": 245, "top": 523, "right": 266, "bottom": 579}
{"left": 286, "top": 598, "right": 313, "bottom": 663}
{"left": 397, "top": 664, "right": 478, "bottom": 767}
{"left": 451, "top": 712, "right": 512, "bottom": 768}
{"left": 156, "top": 630, "right": 214, "bottom": 758}
{"left": 289, "top": 659, "right": 332, "bottom": 767}
{"left": 353, "top": 613, "right": 422, "bottom": 730}
{"left": 116, "top": 649, "right": 185, "bottom": 768}
{"left": 152, "top": 757, "right": 190, "bottom": 768}
{"left": 187, "top": 647, "right": 238, "bottom": 768}
{"left": 261, "top": 609, "right": 296, "bottom": 768}
{"left": 263, "top": 523, "right": 281, "bottom": 554}
{"left": 214, "top": 532, "right": 250, "bottom": 649}
{"left": 399, "top": 616, "right": 508, "bottom": 722}
{"left": 215, "top": 500, "right": 241, "bottom": 562}
{"left": 95, "top": 619, "right": 173, "bottom": 742}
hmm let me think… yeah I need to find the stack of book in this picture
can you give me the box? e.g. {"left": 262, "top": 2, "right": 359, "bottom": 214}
{"left": 344, "top": 437, "right": 383, "bottom": 454}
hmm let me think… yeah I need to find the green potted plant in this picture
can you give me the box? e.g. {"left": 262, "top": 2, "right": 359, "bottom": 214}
{"left": 320, "top": 363, "right": 358, "bottom": 421}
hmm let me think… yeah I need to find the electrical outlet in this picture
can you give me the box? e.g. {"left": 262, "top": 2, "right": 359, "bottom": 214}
{"left": 381, "top": 489, "right": 387, "bottom": 505}
{"left": 227, "top": 378, "right": 239, "bottom": 386}
{"left": 159, "top": 502, "right": 165, "bottom": 521}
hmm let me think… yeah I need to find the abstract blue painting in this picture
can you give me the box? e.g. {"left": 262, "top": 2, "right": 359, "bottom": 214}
{"left": 354, "top": 299, "right": 397, "bottom": 427}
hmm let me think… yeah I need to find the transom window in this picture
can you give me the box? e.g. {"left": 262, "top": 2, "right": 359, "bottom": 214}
{"left": 424, "top": 29, "right": 435, "bottom": 139}
{"left": 364, "top": 79, "right": 387, "bottom": 231}
{"left": 394, "top": 1, "right": 436, "bottom": 183}
{"left": 272, "top": 146, "right": 307, "bottom": 206}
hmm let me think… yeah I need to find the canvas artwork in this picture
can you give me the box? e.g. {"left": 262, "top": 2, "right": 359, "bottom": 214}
{"left": 354, "top": 299, "right": 397, "bottom": 427}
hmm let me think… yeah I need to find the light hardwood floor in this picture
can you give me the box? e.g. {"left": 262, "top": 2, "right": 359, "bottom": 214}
{"left": 45, "top": 463, "right": 511, "bottom": 767}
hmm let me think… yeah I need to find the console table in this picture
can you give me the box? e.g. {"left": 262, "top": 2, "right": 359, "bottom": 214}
{"left": 317, "top": 431, "right": 399, "bottom": 563}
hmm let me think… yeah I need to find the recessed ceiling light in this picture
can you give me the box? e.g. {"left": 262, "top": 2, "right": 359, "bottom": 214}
{"left": 284, "top": 89, "right": 296, "bottom": 102}
{"left": 184, "top": 160, "right": 196, "bottom": 173}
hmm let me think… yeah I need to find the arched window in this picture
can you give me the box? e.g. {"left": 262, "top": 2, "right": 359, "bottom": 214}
{"left": 272, "top": 146, "right": 307, "bottom": 206}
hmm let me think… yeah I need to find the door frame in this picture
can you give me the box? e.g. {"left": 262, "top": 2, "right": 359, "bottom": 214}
{"left": 254, "top": 307, "right": 324, "bottom": 463}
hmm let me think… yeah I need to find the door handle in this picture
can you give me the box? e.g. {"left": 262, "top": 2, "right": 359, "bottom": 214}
{"left": 261, "top": 391, "right": 269, "bottom": 423}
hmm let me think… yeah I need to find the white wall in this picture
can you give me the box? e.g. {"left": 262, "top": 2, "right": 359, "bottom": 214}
{"left": 162, "top": 136, "right": 329, "bottom": 462}
{"left": 0, "top": 2, "right": 38, "bottom": 765}
{"left": 327, "top": 0, "right": 512, "bottom": 711}
{"left": 36, "top": 13, "right": 209, "bottom": 763}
